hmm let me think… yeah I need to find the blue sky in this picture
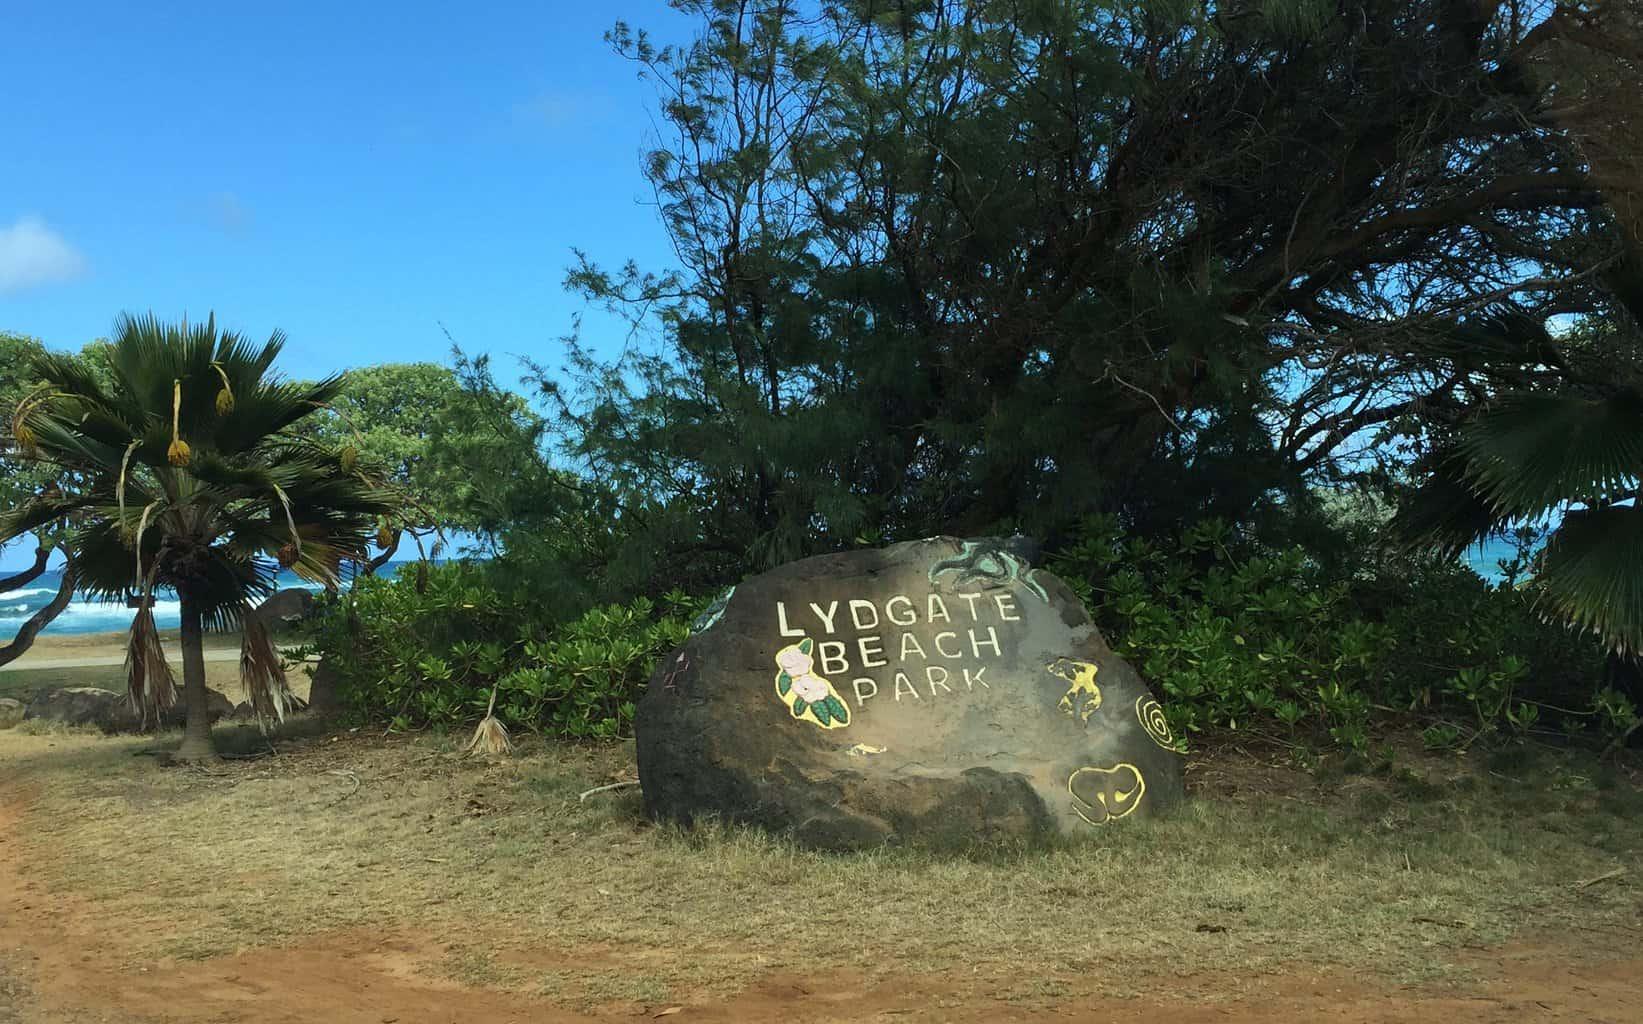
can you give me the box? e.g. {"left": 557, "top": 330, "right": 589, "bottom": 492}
{"left": 1, "top": 2, "right": 695, "bottom": 570}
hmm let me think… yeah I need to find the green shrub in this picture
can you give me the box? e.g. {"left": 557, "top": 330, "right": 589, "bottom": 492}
{"left": 1051, "top": 516, "right": 1610, "bottom": 751}
{"left": 304, "top": 561, "right": 694, "bottom": 739}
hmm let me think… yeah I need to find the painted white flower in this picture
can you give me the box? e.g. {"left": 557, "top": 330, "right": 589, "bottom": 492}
{"left": 791, "top": 673, "right": 830, "bottom": 703}
{"left": 776, "top": 646, "right": 814, "bottom": 677}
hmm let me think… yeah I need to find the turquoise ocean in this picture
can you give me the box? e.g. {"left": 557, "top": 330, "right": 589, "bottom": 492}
{"left": 1, "top": 541, "right": 1518, "bottom": 639}
{"left": 0, "top": 564, "right": 410, "bottom": 638}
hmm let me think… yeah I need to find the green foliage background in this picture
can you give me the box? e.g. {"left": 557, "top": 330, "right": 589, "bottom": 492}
{"left": 305, "top": 562, "right": 692, "bottom": 740}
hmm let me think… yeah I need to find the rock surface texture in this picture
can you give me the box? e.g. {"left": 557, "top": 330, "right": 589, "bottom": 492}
{"left": 24, "top": 686, "right": 234, "bottom": 732}
{"left": 636, "top": 537, "right": 1186, "bottom": 849}
{"left": 252, "top": 587, "right": 317, "bottom": 630}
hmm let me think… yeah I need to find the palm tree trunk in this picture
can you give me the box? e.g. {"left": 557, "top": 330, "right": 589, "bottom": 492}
{"left": 173, "top": 597, "right": 217, "bottom": 762}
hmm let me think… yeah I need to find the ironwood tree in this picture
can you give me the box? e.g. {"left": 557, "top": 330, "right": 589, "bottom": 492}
{"left": 547, "top": 0, "right": 1643, "bottom": 593}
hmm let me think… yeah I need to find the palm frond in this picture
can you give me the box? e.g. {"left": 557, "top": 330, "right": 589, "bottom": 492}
{"left": 125, "top": 604, "right": 177, "bottom": 730}
{"left": 13, "top": 310, "right": 403, "bottom": 661}
{"left": 1391, "top": 452, "right": 1503, "bottom": 557}
{"left": 240, "top": 612, "right": 300, "bottom": 731}
{"left": 1459, "top": 389, "right": 1643, "bottom": 518}
{"left": 0, "top": 490, "right": 99, "bottom": 544}
{"left": 1535, "top": 503, "right": 1643, "bottom": 656}
{"left": 465, "top": 682, "right": 513, "bottom": 756}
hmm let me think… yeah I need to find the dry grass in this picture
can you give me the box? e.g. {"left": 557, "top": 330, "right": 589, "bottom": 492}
{"left": 1, "top": 724, "right": 1639, "bottom": 1009}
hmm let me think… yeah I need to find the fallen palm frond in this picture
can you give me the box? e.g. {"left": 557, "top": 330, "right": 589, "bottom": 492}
{"left": 464, "top": 682, "right": 513, "bottom": 756}
{"left": 125, "top": 603, "right": 177, "bottom": 729}
{"left": 241, "top": 611, "right": 299, "bottom": 731}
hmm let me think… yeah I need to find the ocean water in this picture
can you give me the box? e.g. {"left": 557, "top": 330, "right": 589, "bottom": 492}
{"left": 0, "top": 564, "right": 407, "bottom": 638}
{"left": 1465, "top": 536, "right": 1528, "bottom": 583}
{"left": 2, "top": 541, "right": 1521, "bottom": 640}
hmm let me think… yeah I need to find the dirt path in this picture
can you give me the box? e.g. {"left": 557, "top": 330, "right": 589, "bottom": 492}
{"left": 0, "top": 791, "right": 1638, "bottom": 1022}
{"left": 0, "top": 725, "right": 1639, "bottom": 1023}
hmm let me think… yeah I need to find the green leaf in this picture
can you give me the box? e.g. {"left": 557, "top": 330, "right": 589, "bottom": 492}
{"left": 777, "top": 671, "right": 792, "bottom": 695}
{"left": 793, "top": 696, "right": 807, "bottom": 716}
{"left": 812, "top": 699, "right": 832, "bottom": 725}
{"left": 824, "top": 694, "right": 848, "bottom": 724}
{"left": 799, "top": 637, "right": 813, "bottom": 655}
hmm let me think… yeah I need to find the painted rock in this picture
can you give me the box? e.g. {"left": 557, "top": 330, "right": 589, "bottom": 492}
{"left": 635, "top": 537, "right": 1186, "bottom": 849}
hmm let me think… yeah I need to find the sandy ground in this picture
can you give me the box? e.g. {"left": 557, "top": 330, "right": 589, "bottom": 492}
{"left": 0, "top": 648, "right": 242, "bottom": 671}
{"left": 0, "top": 628, "right": 241, "bottom": 668}
{"left": 0, "top": 629, "right": 310, "bottom": 705}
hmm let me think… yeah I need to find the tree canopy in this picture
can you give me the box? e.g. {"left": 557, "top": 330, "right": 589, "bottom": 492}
{"left": 1, "top": 313, "right": 398, "bottom": 758}
{"left": 545, "top": 0, "right": 1642, "bottom": 595}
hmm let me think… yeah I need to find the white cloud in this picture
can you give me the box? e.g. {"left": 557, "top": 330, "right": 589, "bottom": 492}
{"left": 0, "top": 216, "right": 87, "bottom": 293}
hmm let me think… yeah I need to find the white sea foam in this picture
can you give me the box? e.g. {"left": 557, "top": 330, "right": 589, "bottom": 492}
{"left": 0, "top": 587, "right": 56, "bottom": 600}
{"left": 0, "top": 598, "right": 184, "bottom": 634}
{"left": 0, "top": 566, "right": 378, "bottom": 637}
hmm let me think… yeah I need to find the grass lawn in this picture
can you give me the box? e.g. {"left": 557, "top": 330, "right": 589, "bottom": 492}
{"left": 0, "top": 721, "right": 1638, "bottom": 1021}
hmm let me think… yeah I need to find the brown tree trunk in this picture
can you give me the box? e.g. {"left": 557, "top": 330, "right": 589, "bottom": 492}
{"left": 0, "top": 546, "right": 51, "bottom": 593}
{"left": 360, "top": 530, "right": 401, "bottom": 577}
{"left": 172, "top": 597, "right": 218, "bottom": 762}
{"left": 305, "top": 655, "right": 340, "bottom": 717}
{"left": 0, "top": 561, "right": 75, "bottom": 668}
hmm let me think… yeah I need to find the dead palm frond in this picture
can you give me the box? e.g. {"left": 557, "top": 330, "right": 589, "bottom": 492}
{"left": 241, "top": 611, "right": 299, "bottom": 731}
{"left": 125, "top": 603, "right": 177, "bottom": 729}
{"left": 464, "top": 682, "right": 513, "bottom": 756}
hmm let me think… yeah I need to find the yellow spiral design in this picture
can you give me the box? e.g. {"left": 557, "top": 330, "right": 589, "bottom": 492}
{"left": 1135, "top": 696, "right": 1177, "bottom": 751}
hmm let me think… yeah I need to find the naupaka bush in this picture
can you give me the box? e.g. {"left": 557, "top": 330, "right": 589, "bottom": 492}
{"left": 303, "top": 561, "right": 692, "bottom": 739}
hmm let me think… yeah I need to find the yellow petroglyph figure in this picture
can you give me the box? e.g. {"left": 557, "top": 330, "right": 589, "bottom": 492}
{"left": 1067, "top": 763, "right": 1146, "bottom": 825}
{"left": 1048, "top": 657, "right": 1102, "bottom": 722}
{"left": 1135, "top": 695, "right": 1181, "bottom": 752}
{"left": 774, "top": 637, "right": 852, "bottom": 730}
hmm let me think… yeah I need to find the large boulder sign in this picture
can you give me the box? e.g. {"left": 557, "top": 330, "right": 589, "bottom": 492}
{"left": 636, "top": 537, "right": 1186, "bottom": 849}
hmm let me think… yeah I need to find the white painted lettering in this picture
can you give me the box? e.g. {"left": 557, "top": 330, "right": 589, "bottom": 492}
{"left": 899, "top": 632, "right": 927, "bottom": 660}
{"left": 934, "top": 631, "right": 963, "bottom": 658}
{"left": 858, "top": 635, "right": 889, "bottom": 668}
{"left": 959, "top": 592, "right": 985, "bottom": 620}
{"left": 926, "top": 665, "right": 953, "bottom": 696}
{"left": 893, "top": 672, "right": 920, "bottom": 700}
{"left": 885, "top": 595, "right": 916, "bottom": 626}
{"left": 926, "top": 594, "right": 951, "bottom": 623}
{"left": 969, "top": 626, "right": 1002, "bottom": 658}
{"left": 849, "top": 599, "right": 880, "bottom": 630}
{"left": 818, "top": 641, "right": 849, "bottom": 676}
{"left": 852, "top": 677, "right": 879, "bottom": 704}
{"left": 994, "top": 593, "right": 1021, "bottom": 621}
{"left": 776, "top": 601, "right": 804, "bottom": 637}
{"left": 810, "top": 601, "right": 840, "bottom": 634}
{"left": 963, "top": 667, "right": 990, "bottom": 690}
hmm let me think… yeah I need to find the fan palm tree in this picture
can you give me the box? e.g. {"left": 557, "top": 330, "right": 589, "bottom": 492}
{"left": 1395, "top": 385, "right": 1643, "bottom": 657}
{"left": 2, "top": 313, "right": 398, "bottom": 760}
